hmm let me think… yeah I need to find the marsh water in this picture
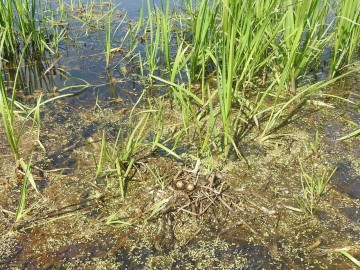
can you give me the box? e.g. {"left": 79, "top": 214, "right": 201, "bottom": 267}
{"left": 0, "top": 0, "right": 360, "bottom": 269}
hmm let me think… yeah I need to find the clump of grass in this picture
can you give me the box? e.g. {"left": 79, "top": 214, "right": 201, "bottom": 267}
{"left": 273, "top": 0, "right": 332, "bottom": 93}
{"left": 94, "top": 112, "right": 151, "bottom": 200}
{"left": 0, "top": 67, "right": 73, "bottom": 163}
{"left": 94, "top": 92, "right": 179, "bottom": 200}
{"left": 148, "top": 0, "right": 360, "bottom": 156}
{"left": 298, "top": 162, "right": 336, "bottom": 215}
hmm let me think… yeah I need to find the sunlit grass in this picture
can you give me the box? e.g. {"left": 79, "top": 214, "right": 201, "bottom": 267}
{"left": 330, "top": 0, "right": 360, "bottom": 77}
{"left": 143, "top": 0, "right": 360, "bottom": 156}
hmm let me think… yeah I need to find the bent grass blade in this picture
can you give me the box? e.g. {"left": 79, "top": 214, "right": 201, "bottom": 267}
{"left": 146, "top": 198, "right": 169, "bottom": 221}
{"left": 335, "top": 248, "right": 360, "bottom": 267}
{"left": 15, "top": 155, "right": 38, "bottom": 223}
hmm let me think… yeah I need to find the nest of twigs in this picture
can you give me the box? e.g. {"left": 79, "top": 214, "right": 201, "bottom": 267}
{"left": 148, "top": 159, "right": 278, "bottom": 239}
{"left": 164, "top": 160, "right": 233, "bottom": 218}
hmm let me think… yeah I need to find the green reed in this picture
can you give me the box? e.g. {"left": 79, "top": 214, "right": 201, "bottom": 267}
{"left": 0, "top": 33, "right": 31, "bottom": 162}
{"left": 275, "top": 0, "right": 332, "bottom": 93}
{"left": 1, "top": 0, "right": 358, "bottom": 164}
{"left": 0, "top": 29, "right": 73, "bottom": 164}
{"left": 0, "top": 74, "right": 22, "bottom": 161}
{"left": 186, "top": 0, "right": 217, "bottom": 80}
{"left": 187, "top": 0, "right": 358, "bottom": 148}
{"left": 105, "top": 14, "right": 112, "bottom": 69}
{"left": 127, "top": 6, "right": 144, "bottom": 53}
{"left": 144, "top": 0, "right": 161, "bottom": 82}
{"left": 94, "top": 117, "right": 149, "bottom": 201}
{"left": 104, "top": 1, "right": 126, "bottom": 69}
{"left": 330, "top": 0, "right": 360, "bottom": 77}
{"left": 158, "top": 1, "right": 173, "bottom": 72}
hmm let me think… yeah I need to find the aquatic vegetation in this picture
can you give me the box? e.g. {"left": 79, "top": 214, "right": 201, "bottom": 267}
{"left": 2, "top": 0, "right": 357, "bottom": 181}
{"left": 94, "top": 115, "right": 151, "bottom": 200}
{"left": 163, "top": 0, "right": 359, "bottom": 152}
{"left": 143, "top": 163, "right": 166, "bottom": 190}
{"left": 143, "top": 0, "right": 161, "bottom": 83}
{"left": 104, "top": 1, "right": 126, "bottom": 70}
{"left": 0, "top": 66, "right": 73, "bottom": 163}
{"left": 0, "top": 0, "right": 65, "bottom": 56}
{"left": 105, "top": 13, "right": 112, "bottom": 70}
{"left": 0, "top": 1, "right": 359, "bottom": 269}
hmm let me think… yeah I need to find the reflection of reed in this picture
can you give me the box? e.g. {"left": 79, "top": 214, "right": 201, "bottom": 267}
{"left": 2, "top": 53, "right": 62, "bottom": 96}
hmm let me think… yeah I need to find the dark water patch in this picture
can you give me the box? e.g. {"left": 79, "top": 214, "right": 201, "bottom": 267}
{"left": 115, "top": 246, "right": 156, "bottom": 269}
{"left": 114, "top": 239, "right": 271, "bottom": 269}
{"left": 332, "top": 160, "right": 360, "bottom": 199}
{"left": 7, "top": 232, "right": 122, "bottom": 270}
{"left": 341, "top": 206, "right": 360, "bottom": 223}
{"left": 214, "top": 244, "right": 271, "bottom": 270}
